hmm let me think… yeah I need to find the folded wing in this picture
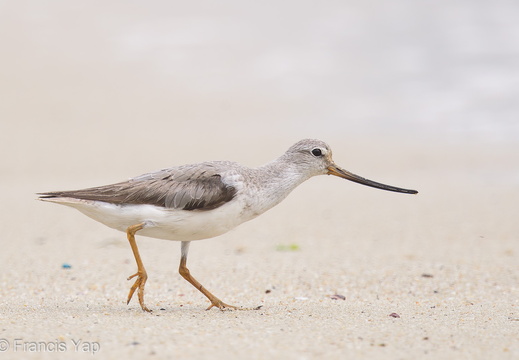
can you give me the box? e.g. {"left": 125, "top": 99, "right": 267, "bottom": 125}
{"left": 39, "top": 163, "right": 238, "bottom": 211}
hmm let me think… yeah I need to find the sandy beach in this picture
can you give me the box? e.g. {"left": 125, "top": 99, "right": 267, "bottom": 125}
{"left": 1, "top": 137, "right": 518, "bottom": 359}
{"left": 1, "top": 1, "right": 518, "bottom": 359}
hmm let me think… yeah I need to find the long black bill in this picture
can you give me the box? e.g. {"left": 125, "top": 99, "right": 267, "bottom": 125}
{"left": 327, "top": 164, "right": 418, "bottom": 194}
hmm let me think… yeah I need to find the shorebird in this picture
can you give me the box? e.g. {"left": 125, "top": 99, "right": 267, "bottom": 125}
{"left": 39, "top": 139, "right": 417, "bottom": 312}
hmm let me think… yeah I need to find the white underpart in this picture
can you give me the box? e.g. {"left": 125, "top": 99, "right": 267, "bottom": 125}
{"left": 44, "top": 196, "right": 250, "bottom": 241}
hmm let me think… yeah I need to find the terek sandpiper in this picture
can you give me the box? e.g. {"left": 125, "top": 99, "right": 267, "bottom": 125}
{"left": 39, "top": 139, "right": 417, "bottom": 311}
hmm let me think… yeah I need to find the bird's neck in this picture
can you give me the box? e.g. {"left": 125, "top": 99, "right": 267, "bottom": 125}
{"left": 246, "top": 156, "right": 312, "bottom": 215}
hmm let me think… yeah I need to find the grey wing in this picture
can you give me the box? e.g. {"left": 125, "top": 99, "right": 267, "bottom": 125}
{"left": 39, "top": 163, "right": 238, "bottom": 211}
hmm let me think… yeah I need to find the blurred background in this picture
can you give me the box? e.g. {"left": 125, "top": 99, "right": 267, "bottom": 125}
{"left": 1, "top": 0, "right": 518, "bottom": 182}
{"left": 0, "top": 0, "right": 518, "bottom": 255}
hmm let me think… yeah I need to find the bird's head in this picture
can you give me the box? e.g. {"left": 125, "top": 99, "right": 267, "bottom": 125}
{"left": 286, "top": 139, "right": 418, "bottom": 194}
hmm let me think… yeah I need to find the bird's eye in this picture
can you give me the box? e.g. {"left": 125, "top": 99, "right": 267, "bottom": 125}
{"left": 311, "top": 148, "right": 323, "bottom": 157}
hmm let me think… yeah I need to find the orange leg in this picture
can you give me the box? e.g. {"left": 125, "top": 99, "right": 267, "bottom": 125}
{"left": 179, "top": 242, "right": 237, "bottom": 310}
{"left": 126, "top": 223, "right": 151, "bottom": 312}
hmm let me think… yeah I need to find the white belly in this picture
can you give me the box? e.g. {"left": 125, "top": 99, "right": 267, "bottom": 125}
{"left": 45, "top": 197, "right": 254, "bottom": 241}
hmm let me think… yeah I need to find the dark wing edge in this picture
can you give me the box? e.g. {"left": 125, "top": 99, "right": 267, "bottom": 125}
{"left": 38, "top": 174, "right": 237, "bottom": 211}
{"left": 37, "top": 181, "right": 138, "bottom": 204}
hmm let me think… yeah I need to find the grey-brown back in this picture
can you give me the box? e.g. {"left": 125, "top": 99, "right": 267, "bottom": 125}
{"left": 38, "top": 162, "right": 239, "bottom": 211}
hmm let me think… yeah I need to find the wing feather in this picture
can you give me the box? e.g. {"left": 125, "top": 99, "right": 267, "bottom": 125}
{"left": 39, "top": 162, "right": 238, "bottom": 211}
